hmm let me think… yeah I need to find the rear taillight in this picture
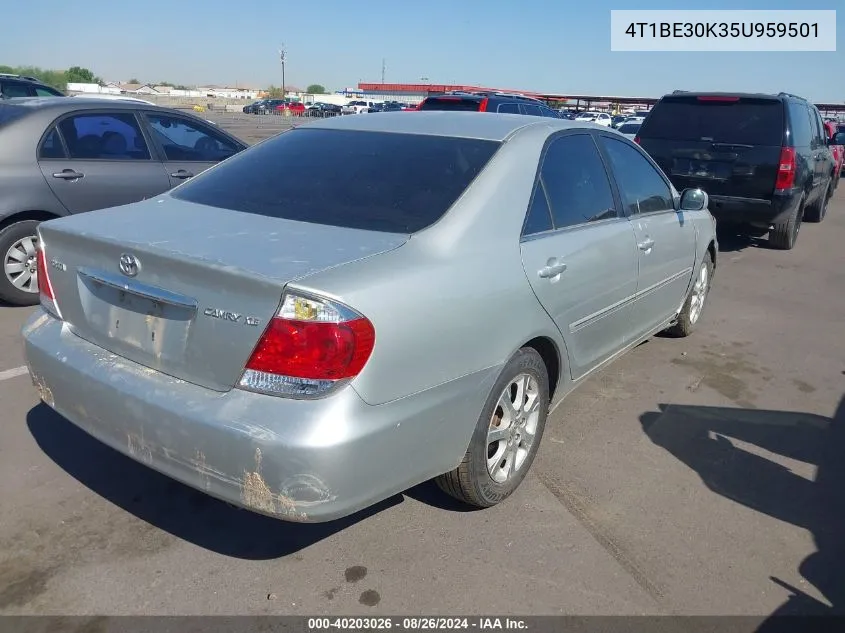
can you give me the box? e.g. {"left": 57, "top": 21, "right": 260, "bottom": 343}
{"left": 478, "top": 98, "right": 489, "bottom": 113}
{"left": 775, "top": 147, "right": 796, "bottom": 191}
{"left": 36, "top": 242, "right": 61, "bottom": 320}
{"left": 633, "top": 135, "right": 640, "bottom": 145}
{"left": 239, "top": 291, "right": 376, "bottom": 398}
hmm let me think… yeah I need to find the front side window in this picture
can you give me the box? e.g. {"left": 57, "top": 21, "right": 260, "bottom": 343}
{"left": 170, "top": 128, "right": 501, "bottom": 234}
{"left": 600, "top": 136, "right": 674, "bottom": 215}
{"left": 497, "top": 103, "right": 520, "bottom": 114}
{"left": 57, "top": 112, "right": 150, "bottom": 160}
{"left": 522, "top": 104, "right": 543, "bottom": 117}
{"left": 540, "top": 134, "right": 617, "bottom": 230}
{"left": 145, "top": 113, "right": 240, "bottom": 162}
{"left": 35, "top": 86, "right": 63, "bottom": 97}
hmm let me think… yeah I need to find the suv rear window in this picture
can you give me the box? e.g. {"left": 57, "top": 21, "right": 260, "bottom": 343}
{"left": 170, "top": 128, "right": 501, "bottom": 233}
{"left": 419, "top": 97, "right": 482, "bottom": 112}
{"left": 638, "top": 96, "right": 784, "bottom": 146}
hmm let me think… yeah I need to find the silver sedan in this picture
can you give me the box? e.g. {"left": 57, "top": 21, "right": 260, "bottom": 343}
{"left": 23, "top": 111, "right": 717, "bottom": 522}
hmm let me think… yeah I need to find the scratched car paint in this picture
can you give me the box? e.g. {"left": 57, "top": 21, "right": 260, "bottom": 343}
{"left": 22, "top": 111, "right": 718, "bottom": 522}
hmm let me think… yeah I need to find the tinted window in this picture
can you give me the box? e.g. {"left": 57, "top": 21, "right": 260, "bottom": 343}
{"left": 539, "top": 107, "right": 559, "bottom": 118}
{"left": 618, "top": 122, "right": 641, "bottom": 134}
{"left": 145, "top": 113, "right": 240, "bottom": 162}
{"left": 35, "top": 86, "right": 62, "bottom": 97}
{"left": 811, "top": 108, "right": 825, "bottom": 145}
{"left": 419, "top": 98, "right": 481, "bottom": 112}
{"left": 600, "top": 136, "right": 674, "bottom": 215}
{"left": 639, "top": 96, "right": 784, "bottom": 145}
{"left": 58, "top": 112, "right": 150, "bottom": 160}
{"left": 171, "top": 129, "right": 501, "bottom": 234}
{"left": 497, "top": 103, "right": 520, "bottom": 114}
{"left": 39, "top": 127, "right": 66, "bottom": 159}
{"left": 540, "top": 134, "right": 617, "bottom": 229}
{"left": 522, "top": 104, "right": 543, "bottom": 117}
{"left": 523, "top": 184, "right": 554, "bottom": 236}
{"left": 1, "top": 83, "right": 31, "bottom": 98}
{"left": 787, "top": 102, "right": 813, "bottom": 146}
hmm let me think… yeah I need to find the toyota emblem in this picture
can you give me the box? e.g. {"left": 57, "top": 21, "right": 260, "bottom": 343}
{"left": 119, "top": 253, "right": 140, "bottom": 277}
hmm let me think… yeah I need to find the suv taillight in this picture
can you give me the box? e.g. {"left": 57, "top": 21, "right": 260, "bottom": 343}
{"left": 36, "top": 242, "right": 61, "bottom": 319}
{"left": 633, "top": 135, "right": 640, "bottom": 145}
{"left": 775, "top": 147, "right": 796, "bottom": 191}
{"left": 238, "top": 291, "right": 376, "bottom": 398}
{"left": 478, "top": 97, "right": 489, "bottom": 113}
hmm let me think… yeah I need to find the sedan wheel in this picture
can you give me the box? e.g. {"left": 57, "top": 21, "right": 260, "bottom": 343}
{"left": 0, "top": 220, "right": 42, "bottom": 306}
{"left": 665, "top": 252, "right": 713, "bottom": 338}
{"left": 436, "top": 347, "right": 549, "bottom": 508}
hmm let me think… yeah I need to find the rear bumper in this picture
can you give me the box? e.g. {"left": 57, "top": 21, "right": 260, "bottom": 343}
{"left": 708, "top": 191, "right": 801, "bottom": 227}
{"left": 22, "top": 311, "right": 498, "bottom": 523}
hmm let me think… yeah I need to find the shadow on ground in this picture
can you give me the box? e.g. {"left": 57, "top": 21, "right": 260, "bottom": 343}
{"left": 26, "top": 404, "right": 412, "bottom": 560}
{"left": 640, "top": 393, "right": 845, "bottom": 627}
{"left": 716, "top": 229, "right": 769, "bottom": 253}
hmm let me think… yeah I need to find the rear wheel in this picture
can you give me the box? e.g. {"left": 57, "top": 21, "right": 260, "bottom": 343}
{"left": 0, "top": 220, "right": 42, "bottom": 306}
{"left": 804, "top": 183, "right": 832, "bottom": 223}
{"left": 436, "top": 348, "right": 549, "bottom": 508}
{"left": 768, "top": 194, "right": 804, "bottom": 250}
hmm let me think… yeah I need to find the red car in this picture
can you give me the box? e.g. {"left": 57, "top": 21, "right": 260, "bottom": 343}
{"left": 275, "top": 101, "right": 306, "bottom": 116}
{"left": 823, "top": 120, "right": 843, "bottom": 188}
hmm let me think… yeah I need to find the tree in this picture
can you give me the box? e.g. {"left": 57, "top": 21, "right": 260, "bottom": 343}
{"left": 128, "top": 77, "right": 141, "bottom": 84}
{"left": 266, "top": 85, "right": 284, "bottom": 98}
{"left": 307, "top": 84, "right": 326, "bottom": 95}
{"left": 0, "top": 65, "right": 68, "bottom": 90}
{"left": 65, "top": 66, "right": 100, "bottom": 84}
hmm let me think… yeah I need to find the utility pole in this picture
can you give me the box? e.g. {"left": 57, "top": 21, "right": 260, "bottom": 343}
{"left": 279, "top": 45, "right": 286, "bottom": 99}
{"left": 381, "top": 58, "right": 386, "bottom": 84}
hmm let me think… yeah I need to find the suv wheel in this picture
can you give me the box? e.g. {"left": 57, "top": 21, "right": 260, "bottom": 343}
{"left": 0, "top": 220, "right": 42, "bottom": 306}
{"left": 768, "top": 195, "right": 804, "bottom": 250}
{"left": 804, "top": 183, "right": 833, "bottom": 223}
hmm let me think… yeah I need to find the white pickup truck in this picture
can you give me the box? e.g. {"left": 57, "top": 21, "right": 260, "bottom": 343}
{"left": 342, "top": 100, "right": 382, "bottom": 115}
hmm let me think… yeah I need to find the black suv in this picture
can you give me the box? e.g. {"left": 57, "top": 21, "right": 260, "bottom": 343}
{"left": 0, "top": 73, "right": 65, "bottom": 98}
{"left": 637, "top": 91, "right": 840, "bottom": 250}
{"left": 418, "top": 91, "right": 560, "bottom": 118}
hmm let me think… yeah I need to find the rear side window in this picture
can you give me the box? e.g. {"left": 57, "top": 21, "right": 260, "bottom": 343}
{"left": 787, "top": 102, "right": 813, "bottom": 147}
{"left": 419, "top": 97, "right": 481, "bottom": 112}
{"left": 522, "top": 104, "right": 543, "bottom": 117}
{"left": 497, "top": 103, "right": 520, "bottom": 114}
{"left": 639, "top": 96, "right": 784, "bottom": 145}
{"left": 170, "top": 128, "right": 501, "bottom": 234}
{"left": 39, "top": 127, "right": 66, "bottom": 159}
{"left": 540, "top": 134, "right": 617, "bottom": 229}
{"left": 1, "top": 82, "right": 31, "bottom": 98}
{"left": 600, "top": 137, "right": 674, "bottom": 215}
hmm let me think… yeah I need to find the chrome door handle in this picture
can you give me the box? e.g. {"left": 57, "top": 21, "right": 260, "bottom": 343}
{"left": 52, "top": 169, "right": 84, "bottom": 180}
{"left": 538, "top": 261, "right": 567, "bottom": 279}
{"left": 170, "top": 170, "right": 194, "bottom": 179}
{"left": 638, "top": 238, "right": 655, "bottom": 251}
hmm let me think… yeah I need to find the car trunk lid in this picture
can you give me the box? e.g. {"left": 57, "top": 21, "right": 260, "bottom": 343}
{"left": 38, "top": 197, "right": 408, "bottom": 392}
{"left": 637, "top": 95, "right": 785, "bottom": 201}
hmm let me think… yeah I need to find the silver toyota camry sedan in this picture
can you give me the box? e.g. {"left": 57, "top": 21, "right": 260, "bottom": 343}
{"left": 22, "top": 111, "right": 718, "bottom": 522}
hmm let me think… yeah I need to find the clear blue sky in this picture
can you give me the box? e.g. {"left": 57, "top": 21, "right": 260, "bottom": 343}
{"left": 1, "top": 0, "right": 842, "bottom": 100}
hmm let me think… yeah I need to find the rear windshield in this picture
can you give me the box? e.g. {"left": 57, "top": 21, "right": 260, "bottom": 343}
{"left": 419, "top": 97, "right": 482, "bottom": 112}
{"left": 638, "top": 97, "right": 784, "bottom": 145}
{"left": 170, "top": 128, "right": 501, "bottom": 233}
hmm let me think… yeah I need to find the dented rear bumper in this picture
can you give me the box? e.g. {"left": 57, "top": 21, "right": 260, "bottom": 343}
{"left": 22, "top": 310, "right": 498, "bottom": 523}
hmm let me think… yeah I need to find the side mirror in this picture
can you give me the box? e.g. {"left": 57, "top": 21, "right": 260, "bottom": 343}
{"left": 679, "top": 188, "right": 708, "bottom": 211}
{"left": 830, "top": 132, "right": 845, "bottom": 145}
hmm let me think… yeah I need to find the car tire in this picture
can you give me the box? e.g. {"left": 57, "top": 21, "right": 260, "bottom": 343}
{"left": 804, "top": 182, "right": 832, "bottom": 223}
{"left": 768, "top": 194, "right": 804, "bottom": 250}
{"left": 665, "top": 252, "right": 713, "bottom": 338}
{"left": 0, "top": 219, "right": 42, "bottom": 306}
{"left": 436, "top": 347, "right": 550, "bottom": 508}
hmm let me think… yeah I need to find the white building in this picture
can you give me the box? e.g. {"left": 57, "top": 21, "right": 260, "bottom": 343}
{"left": 66, "top": 82, "right": 121, "bottom": 95}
